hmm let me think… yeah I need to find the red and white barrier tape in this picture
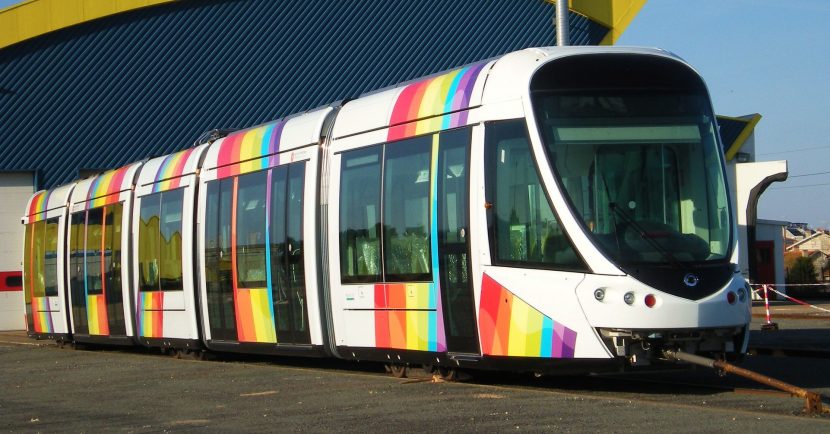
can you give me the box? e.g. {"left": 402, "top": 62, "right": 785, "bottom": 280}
{"left": 749, "top": 284, "right": 830, "bottom": 315}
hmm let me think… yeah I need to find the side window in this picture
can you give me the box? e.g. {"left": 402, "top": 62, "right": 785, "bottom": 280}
{"left": 485, "top": 120, "right": 585, "bottom": 270}
{"left": 159, "top": 190, "right": 184, "bottom": 291}
{"left": 383, "top": 136, "right": 431, "bottom": 281}
{"left": 236, "top": 172, "right": 268, "bottom": 288}
{"left": 339, "top": 147, "right": 382, "bottom": 283}
{"left": 44, "top": 217, "right": 59, "bottom": 297}
{"left": 85, "top": 208, "right": 104, "bottom": 295}
{"left": 138, "top": 194, "right": 161, "bottom": 292}
{"left": 139, "top": 190, "right": 185, "bottom": 292}
{"left": 24, "top": 221, "right": 48, "bottom": 299}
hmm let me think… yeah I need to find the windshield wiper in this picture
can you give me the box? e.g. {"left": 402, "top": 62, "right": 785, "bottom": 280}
{"left": 608, "top": 202, "right": 687, "bottom": 271}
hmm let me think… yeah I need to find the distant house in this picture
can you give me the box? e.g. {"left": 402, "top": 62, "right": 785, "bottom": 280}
{"left": 785, "top": 230, "right": 830, "bottom": 282}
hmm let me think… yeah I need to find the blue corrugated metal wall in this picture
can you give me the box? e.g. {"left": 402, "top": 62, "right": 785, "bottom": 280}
{"left": 0, "top": 0, "right": 606, "bottom": 188}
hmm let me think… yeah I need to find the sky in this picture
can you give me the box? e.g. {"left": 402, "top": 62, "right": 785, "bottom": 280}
{"left": 616, "top": 0, "right": 830, "bottom": 228}
{"left": 1, "top": 0, "right": 828, "bottom": 226}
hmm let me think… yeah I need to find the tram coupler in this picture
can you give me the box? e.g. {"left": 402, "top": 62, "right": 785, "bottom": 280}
{"left": 662, "top": 349, "right": 827, "bottom": 415}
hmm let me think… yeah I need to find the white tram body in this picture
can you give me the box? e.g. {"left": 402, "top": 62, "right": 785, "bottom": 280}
{"left": 132, "top": 145, "right": 209, "bottom": 348}
{"left": 22, "top": 46, "right": 751, "bottom": 372}
{"left": 22, "top": 183, "right": 75, "bottom": 339}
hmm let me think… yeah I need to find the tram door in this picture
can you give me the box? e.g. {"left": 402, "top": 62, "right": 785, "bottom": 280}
{"left": 437, "top": 129, "right": 479, "bottom": 354}
{"left": 204, "top": 162, "right": 310, "bottom": 345}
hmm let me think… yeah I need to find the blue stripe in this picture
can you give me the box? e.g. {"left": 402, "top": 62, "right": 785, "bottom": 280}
{"left": 540, "top": 317, "right": 554, "bottom": 358}
{"left": 264, "top": 169, "right": 277, "bottom": 340}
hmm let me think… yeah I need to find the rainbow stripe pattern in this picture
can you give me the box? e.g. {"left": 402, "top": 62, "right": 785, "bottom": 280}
{"left": 30, "top": 297, "right": 53, "bottom": 333}
{"left": 372, "top": 135, "right": 447, "bottom": 352}
{"left": 373, "top": 283, "right": 441, "bottom": 351}
{"left": 27, "top": 190, "right": 53, "bottom": 222}
{"left": 387, "top": 62, "right": 486, "bottom": 141}
{"left": 86, "top": 165, "right": 133, "bottom": 209}
{"left": 151, "top": 148, "right": 196, "bottom": 192}
{"left": 230, "top": 176, "right": 278, "bottom": 343}
{"left": 216, "top": 120, "right": 287, "bottom": 180}
{"left": 139, "top": 292, "right": 164, "bottom": 338}
{"left": 86, "top": 294, "right": 110, "bottom": 335}
{"left": 233, "top": 288, "right": 277, "bottom": 343}
{"left": 479, "top": 274, "right": 576, "bottom": 358}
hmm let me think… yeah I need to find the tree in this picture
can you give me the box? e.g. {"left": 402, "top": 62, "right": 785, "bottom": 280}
{"left": 786, "top": 256, "right": 818, "bottom": 285}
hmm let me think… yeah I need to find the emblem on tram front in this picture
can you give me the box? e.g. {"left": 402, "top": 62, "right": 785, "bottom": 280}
{"left": 683, "top": 273, "right": 699, "bottom": 287}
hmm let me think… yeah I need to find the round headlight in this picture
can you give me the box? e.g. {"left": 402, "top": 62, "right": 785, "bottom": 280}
{"left": 594, "top": 288, "right": 605, "bottom": 301}
{"left": 623, "top": 292, "right": 635, "bottom": 305}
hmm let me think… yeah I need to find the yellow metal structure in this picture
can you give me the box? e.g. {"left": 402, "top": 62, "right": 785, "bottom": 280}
{"left": 0, "top": 0, "right": 176, "bottom": 49}
{"left": 2, "top": 0, "right": 647, "bottom": 50}
{"left": 721, "top": 113, "right": 763, "bottom": 161}
{"left": 548, "top": 0, "right": 648, "bottom": 45}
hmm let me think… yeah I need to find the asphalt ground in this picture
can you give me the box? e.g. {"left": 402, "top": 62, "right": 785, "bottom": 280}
{"left": 1, "top": 301, "right": 828, "bottom": 432}
{"left": 1, "top": 333, "right": 829, "bottom": 432}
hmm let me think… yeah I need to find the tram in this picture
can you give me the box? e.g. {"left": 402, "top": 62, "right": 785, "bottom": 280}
{"left": 22, "top": 46, "right": 751, "bottom": 374}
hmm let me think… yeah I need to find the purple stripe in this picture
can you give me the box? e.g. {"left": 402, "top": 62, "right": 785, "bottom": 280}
{"left": 552, "top": 322, "right": 565, "bottom": 358}
{"left": 562, "top": 328, "right": 577, "bottom": 358}
{"left": 268, "top": 121, "right": 286, "bottom": 167}
{"left": 450, "top": 63, "right": 484, "bottom": 128}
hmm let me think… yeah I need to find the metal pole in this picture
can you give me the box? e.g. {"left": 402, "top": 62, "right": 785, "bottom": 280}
{"left": 555, "top": 0, "right": 570, "bottom": 46}
{"left": 663, "top": 349, "right": 826, "bottom": 414}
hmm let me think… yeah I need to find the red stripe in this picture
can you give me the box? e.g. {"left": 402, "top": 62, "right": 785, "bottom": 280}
{"left": 478, "top": 274, "right": 501, "bottom": 354}
{"left": 154, "top": 292, "right": 163, "bottom": 336}
{"left": 374, "top": 283, "right": 386, "bottom": 308}
{"left": 493, "top": 285, "right": 512, "bottom": 355}
{"left": 388, "top": 80, "right": 428, "bottom": 141}
{"left": 217, "top": 133, "right": 243, "bottom": 179}
{"left": 374, "top": 310, "right": 390, "bottom": 348}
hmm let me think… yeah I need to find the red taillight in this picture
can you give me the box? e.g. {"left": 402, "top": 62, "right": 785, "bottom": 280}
{"left": 644, "top": 294, "right": 656, "bottom": 308}
{"left": 727, "top": 291, "right": 736, "bottom": 304}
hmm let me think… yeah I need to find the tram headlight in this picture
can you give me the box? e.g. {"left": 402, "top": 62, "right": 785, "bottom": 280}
{"left": 737, "top": 287, "right": 747, "bottom": 303}
{"left": 623, "top": 292, "right": 635, "bottom": 305}
{"left": 594, "top": 288, "right": 605, "bottom": 301}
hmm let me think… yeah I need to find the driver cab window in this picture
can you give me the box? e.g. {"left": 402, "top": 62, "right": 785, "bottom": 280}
{"left": 485, "top": 120, "right": 585, "bottom": 271}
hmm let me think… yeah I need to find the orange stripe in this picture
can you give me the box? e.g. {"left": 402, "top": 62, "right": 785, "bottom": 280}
{"left": 237, "top": 290, "right": 256, "bottom": 341}
{"left": 98, "top": 295, "right": 110, "bottom": 335}
{"left": 389, "top": 310, "right": 406, "bottom": 348}
{"left": 493, "top": 286, "right": 513, "bottom": 355}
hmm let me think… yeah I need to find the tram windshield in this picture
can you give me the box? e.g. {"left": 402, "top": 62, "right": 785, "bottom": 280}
{"left": 531, "top": 54, "right": 732, "bottom": 265}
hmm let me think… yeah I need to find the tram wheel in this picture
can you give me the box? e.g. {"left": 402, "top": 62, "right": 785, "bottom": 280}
{"left": 421, "top": 364, "right": 436, "bottom": 375}
{"left": 388, "top": 363, "right": 407, "bottom": 378}
{"left": 437, "top": 367, "right": 456, "bottom": 381}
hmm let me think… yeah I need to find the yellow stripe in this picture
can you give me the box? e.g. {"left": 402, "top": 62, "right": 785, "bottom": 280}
{"left": 525, "top": 309, "right": 544, "bottom": 357}
{"left": 250, "top": 288, "right": 276, "bottom": 343}
{"left": 405, "top": 310, "right": 419, "bottom": 350}
{"left": 87, "top": 295, "right": 99, "bottom": 335}
{"left": 507, "top": 299, "right": 529, "bottom": 356}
